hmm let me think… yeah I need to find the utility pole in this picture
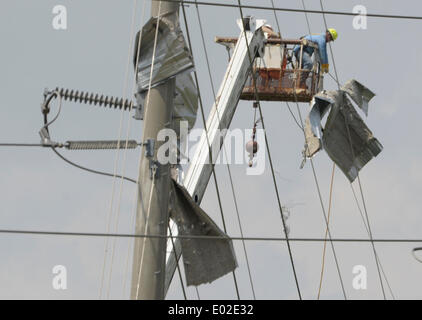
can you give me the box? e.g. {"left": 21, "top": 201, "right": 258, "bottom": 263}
{"left": 130, "top": 0, "right": 179, "bottom": 300}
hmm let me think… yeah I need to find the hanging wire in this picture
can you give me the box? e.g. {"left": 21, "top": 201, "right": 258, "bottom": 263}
{"left": 318, "top": 0, "right": 387, "bottom": 300}
{"left": 295, "top": 0, "right": 342, "bottom": 300}
{"left": 237, "top": 0, "right": 302, "bottom": 300}
{"left": 317, "top": 163, "right": 335, "bottom": 299}
{"left": 105, "top": 0, "right": 152, "bottom": 299}
{"left": 168, "top": 226, "right": 187, "bottom": 300}
{"left": 177, "top": 0, "right": 242, "bottom": 300}
{"left": 191, "top": 0, "right": 254, "bottom": 299}
{"left": 40, "top": 91, "right": 138, "bottom": 185}
{"left": 99, "top": 0, "right": 141, "bottom": 299}
{"left": 350, "top": 184, "right": 396, "bottom": 299}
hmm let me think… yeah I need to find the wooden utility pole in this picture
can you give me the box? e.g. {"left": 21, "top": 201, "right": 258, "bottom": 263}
{"left": 130, "top": 0, "right": 179, "bottom": 300}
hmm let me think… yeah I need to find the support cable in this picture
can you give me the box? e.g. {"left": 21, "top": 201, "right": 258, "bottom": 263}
{"left": 131, "top": 1, "right": 166, "bottom": 300}
{"left": 1, "top": 228, "right": 421, "bottom": 243}
{"left": 237, "top": 0, "right": 302, "bottom": 300}
{"left": 191, "top": 0, "right": 254, "bottom": 299}
{"left": 319, "top": 0, "right": 387, "bottom": 300}
{"left": 106, "top": 0, "right": 149, "bottom": 299}
{"left": 297, "top": 0, "right": 342, "bottom": 300}
{"left": 180, "top": 1, "right": 242, "bottom": 300}
{"left": 350, "top": 184, "right": 396, "bottom": 299}
{"left": 169, "top": 226, "right": 187, "bottom": 300}
{"left": 100, "top": 0, "right": 141, "bottom": 299}
{"left": 151, "top": 0, "right": 422, "bottom": 21}
{"left": 40, "top": 92, "right": 138, "bottom": 184}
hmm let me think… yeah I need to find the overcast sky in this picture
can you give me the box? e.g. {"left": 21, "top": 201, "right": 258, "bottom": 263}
{"left": 0, "top": 0, "right": 421, "bottom": 300}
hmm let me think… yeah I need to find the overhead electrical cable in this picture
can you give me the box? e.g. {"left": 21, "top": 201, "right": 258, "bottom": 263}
{"left": 1, "top": 228, "right": 421, "bottom": 243}
{"left": 295, "top": 0, "right": 341, "bottom": 300}
{"left": 100, "top": 0, "right": 141, "bottom": 299}
{"left": 152, "top": 0, "right": 422, "bottom": 21}
{"left": 318, "top": 0, "right": 387, "bottom": 300}
{"left": 191, "top": 0, "right": 256, "bottom": 299}
{"left": 237, "top": 0, "right": 303, "bottom": 300}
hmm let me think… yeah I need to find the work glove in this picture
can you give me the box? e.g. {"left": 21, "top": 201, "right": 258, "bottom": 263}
{"left": 321, "top": 64, "right": 329, "bottom": 73}
{"left": 301, "top": 38, "right": 309, "bottom": 46}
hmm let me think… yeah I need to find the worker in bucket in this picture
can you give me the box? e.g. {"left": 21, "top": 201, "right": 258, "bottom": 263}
{"left": 291, "top": 28, "right": 338, "bottom": 89}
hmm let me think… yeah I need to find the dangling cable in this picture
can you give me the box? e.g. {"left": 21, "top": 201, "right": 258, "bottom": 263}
{"left": 41, "top": 91, "right": 137, "bottom": 185}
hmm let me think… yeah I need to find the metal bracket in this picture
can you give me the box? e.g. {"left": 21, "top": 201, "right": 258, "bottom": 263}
{"left": 145, "top": 139, "right": 160, "bottom": 179}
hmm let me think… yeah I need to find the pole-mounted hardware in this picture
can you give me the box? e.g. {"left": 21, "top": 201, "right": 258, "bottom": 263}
{"left": 144, "top": 138, "right": 160, "bottom": 179}
{"left": 39, "top": 89, "right": 142, "bottom": 150}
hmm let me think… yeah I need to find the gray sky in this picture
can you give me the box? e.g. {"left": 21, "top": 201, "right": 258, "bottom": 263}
{"left": 0, "top": 0, "right": 421, "bottom": 299}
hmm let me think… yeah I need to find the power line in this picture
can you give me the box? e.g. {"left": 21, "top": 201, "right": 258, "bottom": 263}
{"left": 267, "top": 0, "right": 347, "bottom": 299}
{"left": 154, "top": 0, "right": 422, "bottom": 21}
{"left": 318, "top": 0, "right": 387, "bottom": 300}
{"left": 0, "top": 228, "right": 421, "bottom": 243}
{"left": 237, "top": 0, "right": 302, "bottom": 300}
{"left": 51, "top": 147, "right": 137, "bottom": 184}
{"left": 182, "top": 0, "right": 240, "bottom": 300}
{"left": 190, "top": 0, "right": 256, "bottom": 299}
{"left": 0, "top": 143, "right": 45, "bottom": 147}
{"left": 296, "top": 0, "right": 344, "bottom": 300}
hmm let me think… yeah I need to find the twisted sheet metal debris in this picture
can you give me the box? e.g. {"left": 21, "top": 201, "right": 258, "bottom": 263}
{"left": 169, "top": 180, "right": 237, "bottom": 286}
{"left": 341, "top": 79, "right": 375, "bottom": 116}
{"left": 304, "top": 79, "right": 383, "bottom": 182}
{"left": 133, "top": 12, "right": 198, "bottom": 132}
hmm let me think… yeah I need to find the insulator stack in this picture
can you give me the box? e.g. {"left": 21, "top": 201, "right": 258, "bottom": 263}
{"left": 66, "top": 140, "right": 139, "bottom": 150}
{"left": 55, "top": 88, "right": 133, "bottom": 111}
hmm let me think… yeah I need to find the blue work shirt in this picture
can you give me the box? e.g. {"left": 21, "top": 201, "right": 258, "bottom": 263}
{"left": 293, "top": 34, "right": 329, "bottom": 65}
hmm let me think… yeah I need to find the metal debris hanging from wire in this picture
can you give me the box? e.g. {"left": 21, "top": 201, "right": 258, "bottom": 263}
{"left": 303, "top": 79, "right": 383, "bottom": 182}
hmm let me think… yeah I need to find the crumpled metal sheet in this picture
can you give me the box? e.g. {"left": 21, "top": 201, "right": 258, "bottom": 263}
{"left": 341, "top": 79, "right": 375, "bottom": 116}
{"left": 169, "top": 180, "right": 237, "bottom": 286}
{"left": 303, "top": 80, "right": 382, "bottom": 182}
{"left": 304, "top": 92, "right": 334, "bottom": 157}
{"left": 172, "top": 73, "right": 198, "bottom": 132}
{"left": 322, "top": 91, "right": 383, "bottom": 182}
{"left": 133, "top": 13, "right": 198, "bottom": 132}
{"left": 134, "top": 13, "right": 194, "bottom": 91}
{"left": 134, "top": 73, "right": 198, "bottom": 133}
{"left": 304, "top": 117, "right": 322, "bottom": 158}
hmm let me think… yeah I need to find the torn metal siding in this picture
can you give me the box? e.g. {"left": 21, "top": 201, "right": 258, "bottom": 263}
{"left": 134, "top": 14, "right": 194, "bottom": 90}
{"left": 172, "top": 73, "right": 198, "bottom": 132}
{"left": 304, "top": 117, "right": 321, "bottom": 158}
{"left": 169, "top": 180, "right": 237, "bottom": 286}
{"left": 303, "top": 80, "right": 383, "bottom": 182}
{"left": 133, "top": 12, "right": 198, "bottom": 133}
{"left": 341, "top": 79, "right": 375, "bottom": 116}
{"left": 322, "top": 91, "right": 383, "bottom": 182}
{"left": 304, "top": 92, "right": 334, "bottom": 158}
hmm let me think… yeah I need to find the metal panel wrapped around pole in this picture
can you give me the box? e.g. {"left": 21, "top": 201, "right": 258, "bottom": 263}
{"left": 169, "top": 180, "right": 237, "bottom": 286}
{"left": 130, "top": 0, "right": 179, "bottom": 301}
{"left": 133, "top": 13, "right": 194, "bottom": 91}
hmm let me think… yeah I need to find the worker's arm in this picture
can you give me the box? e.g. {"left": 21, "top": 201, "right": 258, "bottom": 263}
{"left": 316, "top": 36, "right": 329, "bottom": 73}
